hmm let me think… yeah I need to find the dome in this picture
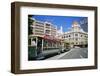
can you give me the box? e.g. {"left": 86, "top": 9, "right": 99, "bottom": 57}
{"left": 72, "top": 21, "right": 78, "bottom": 25}
{"left": 72, "top": 21, "right": 80, "bottom": 28}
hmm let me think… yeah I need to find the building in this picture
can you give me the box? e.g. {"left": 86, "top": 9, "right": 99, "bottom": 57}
{"left": 62, "top": 21, "right": 88, "bottom": 48}
{"left": 28, "top": 17, "right": 62, "bottom": 55}
{"left": 29, "top": 18, "right": 57, "bottom": 36}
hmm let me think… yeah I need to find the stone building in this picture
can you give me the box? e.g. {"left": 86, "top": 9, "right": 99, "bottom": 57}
{"left": 62, "top": 21, "right": 88, "bottom": 48}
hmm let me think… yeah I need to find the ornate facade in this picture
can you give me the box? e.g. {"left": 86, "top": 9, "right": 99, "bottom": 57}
{"left": 62, "top": 21, "right": 88, "bottom": 47}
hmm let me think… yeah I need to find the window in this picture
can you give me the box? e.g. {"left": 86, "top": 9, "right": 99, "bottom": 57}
{"left": 46, "top": 23, "right": 50, "bottom": 26}
{"left": 66, "top": 35, "right": 68, "bottom": 38}
{"left": 71, "top": 42, "right": 74, "bottom": 44}
{"left": 81, "top": 42, "right": 83, "bottom": 44}
{"left": 85, "top": 36, "right": 87, "bottom": 38}
{"left": 75, "top": 34, "right": 78, "bottom": 36}
{"left": 45, "top": 30, "right": 50, "bottom": 34}
{"left": 76, "top": 38, "right": 78, "bottom": 41}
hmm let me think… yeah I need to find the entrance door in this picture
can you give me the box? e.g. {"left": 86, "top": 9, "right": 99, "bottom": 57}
{"left": 37, "top": 37, "right": 42, "bottom": 55}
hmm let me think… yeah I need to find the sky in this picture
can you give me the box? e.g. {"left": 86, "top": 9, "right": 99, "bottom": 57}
{"left": 31, "top": 15, "right": 88, "bottom": 32}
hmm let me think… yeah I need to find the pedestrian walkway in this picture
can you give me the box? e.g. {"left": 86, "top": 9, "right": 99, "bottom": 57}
{"left": 42, "top": 49, "right": 60, "bottom": 59}
{"left": 42, "top": 49, "right": 59, "bottom": 55}
{"left": 46, "top": 49, "right": 72, "bottom": 60}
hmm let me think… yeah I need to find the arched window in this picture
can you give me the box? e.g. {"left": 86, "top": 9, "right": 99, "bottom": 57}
{"left": 81, "top": 35, "right": 83, "bottom": 37}
{"left": 69, "top": 35, "right": 71, "bottom": 37}
{"left": 75, "top": 34, "right": 78, "bottom": 36}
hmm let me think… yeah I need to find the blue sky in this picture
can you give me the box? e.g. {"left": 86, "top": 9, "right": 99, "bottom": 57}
{"left": 31, "top": 15, "right": 87, "bottom": 32}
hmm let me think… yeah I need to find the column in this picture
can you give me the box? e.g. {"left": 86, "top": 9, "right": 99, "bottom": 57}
{"left": 42, "top": 39, "right": 44, "bottom": 52}
{"left": 36, "top": 37, "right": 38, "bottom": 49}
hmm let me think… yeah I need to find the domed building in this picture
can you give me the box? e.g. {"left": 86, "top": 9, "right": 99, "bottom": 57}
{"left": 62, "top": 21, "right": 88, "bottom": 48}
